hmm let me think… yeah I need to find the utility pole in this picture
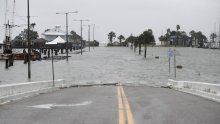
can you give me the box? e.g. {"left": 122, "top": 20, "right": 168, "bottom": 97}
{"left": 10, "top": 0, "right": 16, "bottom": 38}
{"left": 27, "top": 0, "right": 31, "bottom": 79}
{"left": 74, "top": 19, "right": 89, "bottom": 55}
{"left": 4, "top": 21, "right": 14, "bottom": 48}
{"left": 88, "top": 25, "right": 91, "bottom": 52}
{"left": 51, "top": 49, "right": 55, "bottom": 87}
{"left": 84, "top": 24, "right": 91, "bottom": 52}
{"left": 219, "top": 23, "right": 220, "bottom": 50}
{"left": 92, "top": 24, "right": 95, "bottom": 49}
{"left": 4, "top": 0, "right": 8, "bottom": 39}
{"left": 56, "top": 11, "right": 78, "bottom": 61}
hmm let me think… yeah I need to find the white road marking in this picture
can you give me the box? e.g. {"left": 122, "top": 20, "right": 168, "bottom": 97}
{"left": 28, "top": 101, "right": 92, "bottom": 109}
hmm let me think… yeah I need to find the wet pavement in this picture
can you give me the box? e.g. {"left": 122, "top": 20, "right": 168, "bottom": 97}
{"left": 0, "top": 86, "right": 220, "bottom": 124}
{"left": 0, "top": 47, "right": 220, "bottom": 86}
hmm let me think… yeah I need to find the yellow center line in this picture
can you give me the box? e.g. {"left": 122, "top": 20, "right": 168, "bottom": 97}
{"left": 117, "top": 86, "right": 135, "bottom": 124}
{"left": 118, "top": 86, "right": 125, "bottom": 124}
{"left": 120, "top": 86, "right": 135, "bottom": 124}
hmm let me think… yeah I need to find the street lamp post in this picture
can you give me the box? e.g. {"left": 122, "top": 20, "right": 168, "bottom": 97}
{"left": 74, "top": 19, "right": 89, "bottom": 55}
{"left": 92, "top": 24, "right": 95, "bottom": 49}
{"left": 51, "top": 48, "right": 55, "bottom": 87}
{"left": 27, "top": 0, "right": 31, "bottom": 79}
{"left": 84, "top": 24, "right": 91, "bottom": 52}
{"left": 88, "top": 25, "right": 91, "bottom": 52}
{"left": 56, "top": 11, "right": 78, "bottom": 61}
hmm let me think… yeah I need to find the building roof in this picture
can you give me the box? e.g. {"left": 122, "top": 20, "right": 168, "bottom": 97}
{"left": 32, "top": 38, "right": 47, "bottom": 43}
{"left": 42, "top": 25, "right": 65, "bottom": 36}
{"left": 46, "top": 36, "right": 66, "bottom": 45}
{"left": 0, "top": 40, "right": 4, "bottom": 44}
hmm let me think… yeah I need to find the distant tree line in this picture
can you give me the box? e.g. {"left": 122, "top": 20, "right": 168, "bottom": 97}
{"left": 158, "top": 25, "right": 217, "bottom": 47}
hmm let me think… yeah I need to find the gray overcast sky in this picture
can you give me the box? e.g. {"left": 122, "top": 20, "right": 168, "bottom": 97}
{"left": 0, "top": 0, "right": 220, "bottom": 42}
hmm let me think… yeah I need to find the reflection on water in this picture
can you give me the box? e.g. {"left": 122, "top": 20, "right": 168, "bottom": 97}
{"left": 0, "top": 47, "right": 220, "bottom": 86}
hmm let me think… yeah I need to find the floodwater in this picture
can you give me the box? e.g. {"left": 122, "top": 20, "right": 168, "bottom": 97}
{"left": 0, "top": 47, "right": 220, "bottom": 86}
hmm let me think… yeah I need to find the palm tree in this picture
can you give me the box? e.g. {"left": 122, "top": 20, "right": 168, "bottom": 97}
{"left": 108, "top": 31, "right": 116, "bottom": 44}
{"left": 117, "top": 35, "right": 125, "bottom": 45}
{"left": 70, "top": 30, "right": 81, "bottom": 42}
{"left": 159, "top": 35, "right": 166, "bottom": 45}
{"left": 176, "top": 25, "right": 180, "bottom": 46}
{"left": 210, "top": 33, "right": 217, "bottom": 42}
{"left": 133, "top": 37, "right": 138, "bottom": 52}
{"left": 190, "top": 30, "right": 196, "bottom": 46}
{"left": 142, "top": 29, "right": 155, "bottom": 58}
{"left": 166, "top": 28, "right": 171, "bottom": 46}
{"left": 197, "top": 31, "right": 207, "bottom": 47}
{"left": 137, "top": 34, "right": 144, "bottom": 55}
{"left": 30, "top": 23, "right": 36, "bottom": 30}
{"left": 176, "top": 25, "right": 180, "bottom": 31}
{"left": 126, "top": 35, "right": 136, "bottom": 49}
{"left": 180, "top": 31, "right": 189, "bottom": 47}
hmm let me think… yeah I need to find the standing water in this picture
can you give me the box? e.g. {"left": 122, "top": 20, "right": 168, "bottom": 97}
{"left": 0, "top": 47, "right": 220, "bottom": 86}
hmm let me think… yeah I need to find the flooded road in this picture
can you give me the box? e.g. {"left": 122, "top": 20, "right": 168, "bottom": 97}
{"left": 0, "top": 47, "right": 220, "bottom": 86}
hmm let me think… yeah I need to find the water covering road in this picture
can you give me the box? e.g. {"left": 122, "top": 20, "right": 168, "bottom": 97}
{"left": 0, "top": 47, "right": 220, "bottom": 86}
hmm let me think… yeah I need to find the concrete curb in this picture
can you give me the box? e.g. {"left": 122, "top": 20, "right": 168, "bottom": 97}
{"left": 0, "top": 79, "right": 66, "bottom": 105}
{"left": 167, "top": 79, "right": 220, "bottom": 103}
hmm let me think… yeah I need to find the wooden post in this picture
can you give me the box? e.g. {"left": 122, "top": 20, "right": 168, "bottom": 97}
{"left": 66, "top": 48, "right": 68, "bottom": 54}
{"left": 39, "top": 52, "right": 42, "bottom": 60}
{"left": 5, "top": 59, "right": 9, "bottom": 69}
{"left": 48, "top": 49, "right": 50, "bottom": 58}
{"left": 61, "top": 49, "right": 63, "bottom": 54}
{"left": 24, "top": 54, "right": 27, "bottom": 64}
{"left": 9, "top": 55, "right": 14, "bottom": 66}
{"left": 44, "top": 49, "right": 47, "bottom": 55}
{"left": 144, "top": 44, "right": 147, "bottom": 58}
{"left": 55, "top": 50, "right": 58, "bottom": 55}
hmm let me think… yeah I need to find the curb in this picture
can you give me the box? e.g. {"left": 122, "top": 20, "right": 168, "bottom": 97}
{"left": 167, "top": 79, "right": 220, "bottom": 103}
{"left": 0, "top": 79, "right": 66, "bottom": 105}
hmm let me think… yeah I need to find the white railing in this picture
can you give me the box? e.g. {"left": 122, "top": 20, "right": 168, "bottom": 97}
{"left": 168, "top": 79, "right": 220, "bottom": 95}
{"left": 0, "top": 79, "right": 66, "bottom": 104}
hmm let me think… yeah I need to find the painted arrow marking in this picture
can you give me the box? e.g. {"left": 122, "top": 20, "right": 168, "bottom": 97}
{"left": 28, "top": 101, "right": 92, "bottom": 109}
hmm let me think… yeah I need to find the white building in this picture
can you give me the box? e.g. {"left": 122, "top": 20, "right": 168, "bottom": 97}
{"left": 42, "top": 26, "right": 66, "bottom": 42}
{"left": 99, "top": 41, "right": 108, "bottom": 47}
{"left": 0, "top": 40, "right": 4, "bottom": 53}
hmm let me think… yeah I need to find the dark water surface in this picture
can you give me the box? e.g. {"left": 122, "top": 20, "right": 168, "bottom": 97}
{"left": 0, "top": 47, "right": 220, "bottom": 86}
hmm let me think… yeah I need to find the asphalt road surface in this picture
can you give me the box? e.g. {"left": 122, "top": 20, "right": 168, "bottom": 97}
{"left": 0, "top": 86, "right": 220, "bottom": 124}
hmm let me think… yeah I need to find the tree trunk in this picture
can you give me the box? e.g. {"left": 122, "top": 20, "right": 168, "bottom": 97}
{"left": 144, "top": 44, "right": 147, "bottom": 58}
{"left": 139, "top": 43, "right": 141, "bottom": 55}
{"left": 134, "top": 44, "right": 136, "bottom": 52}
